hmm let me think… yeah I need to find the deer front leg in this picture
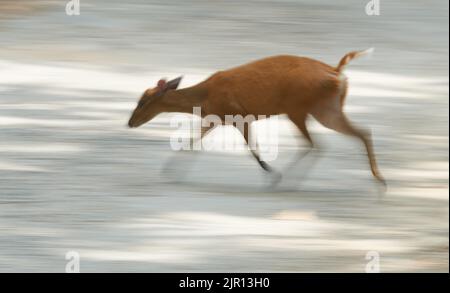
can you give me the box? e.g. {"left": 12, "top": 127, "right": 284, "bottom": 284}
{"left": 234, "top": 123, "right": 282, "bottom": 186}
{"left": 161, "top": 124, "right": 216, "bottom": 182}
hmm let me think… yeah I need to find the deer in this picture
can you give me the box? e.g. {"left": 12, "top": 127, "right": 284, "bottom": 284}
{"left": 128, "top": 49, "right": 386, "bottom": 187}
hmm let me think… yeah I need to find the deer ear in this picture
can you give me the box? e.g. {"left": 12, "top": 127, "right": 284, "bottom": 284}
{"left": 157, "top": 79, "right": 167, "bottom": 90}
{"left": 166, "top": 76, "right": 183, "bottom": 90}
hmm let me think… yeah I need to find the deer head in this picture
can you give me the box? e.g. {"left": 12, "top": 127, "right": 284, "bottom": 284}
{"left": 128, "top": 76, "right": 182, "bottom": 128}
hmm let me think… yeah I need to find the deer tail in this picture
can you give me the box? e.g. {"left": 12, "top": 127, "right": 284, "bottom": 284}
{"left": 336, "top": 48, "right": 374, "bottom": 73}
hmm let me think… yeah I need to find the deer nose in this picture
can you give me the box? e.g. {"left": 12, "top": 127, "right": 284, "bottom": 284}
{"left": 128, "top": 118, "right": 134, "bottom": 128}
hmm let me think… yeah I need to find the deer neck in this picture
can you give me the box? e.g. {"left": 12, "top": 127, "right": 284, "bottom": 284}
{"left": 164, "top": 83, "right": 207, "bottom": 114}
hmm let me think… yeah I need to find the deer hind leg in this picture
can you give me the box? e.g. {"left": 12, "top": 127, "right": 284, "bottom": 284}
{"left": 311, "top": 97, "right": 386, "bottom": 186}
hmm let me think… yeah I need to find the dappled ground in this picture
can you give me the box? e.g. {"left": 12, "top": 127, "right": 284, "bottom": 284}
{"left": 0, "top": 0, "right": 448, "bottom": 272}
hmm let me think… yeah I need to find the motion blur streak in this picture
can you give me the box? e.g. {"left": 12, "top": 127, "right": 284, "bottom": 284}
{"left": 0, "top": 0, "right": 448, "bottom": 272}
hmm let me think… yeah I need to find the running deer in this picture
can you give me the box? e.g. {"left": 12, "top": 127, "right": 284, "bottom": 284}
{"left": 128, "top": 49, "right": 386, "bottom": 186}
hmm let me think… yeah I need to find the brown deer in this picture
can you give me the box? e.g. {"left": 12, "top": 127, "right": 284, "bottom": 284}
{"left": 128, "top": 49, "right": 386, "bottom": 187}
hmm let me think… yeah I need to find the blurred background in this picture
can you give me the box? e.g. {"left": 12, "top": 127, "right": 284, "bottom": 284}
{"left": 0, "top": 0, "right": 448, "bottom": 272}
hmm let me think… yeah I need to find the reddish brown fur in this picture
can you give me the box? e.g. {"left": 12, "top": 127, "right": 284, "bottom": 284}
{"left": 201, "top": 56, "right": 340, "bottom": 119}
{"left": 128, "top": 50, "right": 385, "bottom": 186}
{"left": 129, "top": 55, "right": 342, "bottom": 126}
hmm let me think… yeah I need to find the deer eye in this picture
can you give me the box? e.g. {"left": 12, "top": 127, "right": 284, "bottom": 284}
{"left": 138, "top": 100, "right": 145, "bottom": 108}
